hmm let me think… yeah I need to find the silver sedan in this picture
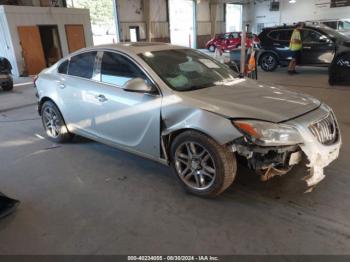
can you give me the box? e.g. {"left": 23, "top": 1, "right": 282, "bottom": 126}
{"left": 35, "top": 43, "right": 341, "bottom": 196}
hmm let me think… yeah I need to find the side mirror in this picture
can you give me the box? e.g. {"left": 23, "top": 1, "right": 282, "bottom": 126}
{"left": 122, "top": 78, "right": 155, "bottom": 94}
{"left": 319, "top": 38, "right": 327, "bottom": 43}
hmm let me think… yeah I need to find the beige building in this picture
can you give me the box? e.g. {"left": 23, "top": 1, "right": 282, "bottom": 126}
{"left": 0, "top": 4, "right": 93, "bottom": 76}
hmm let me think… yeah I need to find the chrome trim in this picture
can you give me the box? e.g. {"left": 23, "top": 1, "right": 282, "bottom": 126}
{"left": 308, "top": 112, "right": 339, "bottom": 145}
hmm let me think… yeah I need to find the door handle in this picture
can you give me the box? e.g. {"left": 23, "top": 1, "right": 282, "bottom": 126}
{"left": 59, "top": 83, "right": 66, "bottom": 89}
{"left": 303, "top": 46, "right": 311, "bottom": 50}
{"left": 96, "top": 94, "right": 108, "bottom": 102}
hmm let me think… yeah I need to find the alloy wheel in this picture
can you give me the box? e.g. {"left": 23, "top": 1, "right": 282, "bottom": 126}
{"left": 175, "top": 142, "right": 216, "bottom": 190}
{"left": 43, "top": 107, "right": 61, "bottom": 138}
{"left": 261, "top": 55, "right": 276, "bottom": 71}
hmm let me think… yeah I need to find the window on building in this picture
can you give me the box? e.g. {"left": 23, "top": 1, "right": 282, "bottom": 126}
{"left": 257, "top": 23, "right": 265, "bottom": 34}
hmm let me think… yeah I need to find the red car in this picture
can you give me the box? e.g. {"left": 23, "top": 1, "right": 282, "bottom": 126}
{"left": 206, "top": 32, "right": 260, "bottom": 52}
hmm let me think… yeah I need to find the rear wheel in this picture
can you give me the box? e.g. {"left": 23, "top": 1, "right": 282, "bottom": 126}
{"left": 170, "top": 131, "right": 236, "bottom": 197}
{"left": 41, "top": 101, "right": 73, "bottom": 143}
{"left": 208, "top": 45, "right": 216, "bottom": 52}
{"left": 260, "top": 53, "right": 278, "bottom": 72}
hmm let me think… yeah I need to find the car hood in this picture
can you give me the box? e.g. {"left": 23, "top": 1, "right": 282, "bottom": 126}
{"left": 178, "top": 78, "right": 321, "bottom": 123}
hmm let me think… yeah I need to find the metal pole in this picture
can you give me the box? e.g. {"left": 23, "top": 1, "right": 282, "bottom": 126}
{"left": 193, "top": 0, "right": 197, "bottom": 49}
{"left": 112, "top": 0, "right": 121, "bottom": 43}
{"left": 240, "top": 24, "right": 246, "bottom": 76}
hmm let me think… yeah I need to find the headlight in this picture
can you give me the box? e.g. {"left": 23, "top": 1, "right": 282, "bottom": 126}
{"left": 232, "top": 120, "right": 303, "bottom": 146}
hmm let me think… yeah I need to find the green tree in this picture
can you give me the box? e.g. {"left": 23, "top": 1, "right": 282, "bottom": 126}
{"left": 69, "top": 0, "right": 114, "bottom": 26}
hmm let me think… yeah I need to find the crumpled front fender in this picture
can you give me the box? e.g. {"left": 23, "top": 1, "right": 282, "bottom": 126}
{"left": 162, "top": 105, "right": 241, "bottom": 145}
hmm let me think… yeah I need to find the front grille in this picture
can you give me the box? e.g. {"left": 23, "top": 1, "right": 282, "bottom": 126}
{"left": 309, "top": 113, "right": 339, "bottom": 145}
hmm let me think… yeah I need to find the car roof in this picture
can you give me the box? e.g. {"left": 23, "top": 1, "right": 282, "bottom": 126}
{"left": 79, "top": 42, "right": 188, "bottom": 55}
{"left": 262, "top": 23, "right": 330, "bottom": 31}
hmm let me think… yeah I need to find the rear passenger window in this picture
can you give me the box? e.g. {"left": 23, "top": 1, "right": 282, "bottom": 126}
{"left": 100, "top": 52, "right": 146, "bottom": 86}
{"left": 269, "top": 30, "right": 293, "bottom": 41}
{"left": 58, "top": 60, "right": 68, "bottom": 74}
{"left": 232, "top": 33, "right": 239, "bottom": 38}
{"left": 68, "top": 51, "right": 97, "bottom": 79}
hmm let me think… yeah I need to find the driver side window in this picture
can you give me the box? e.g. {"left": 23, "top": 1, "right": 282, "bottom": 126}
{"left": 100, "top": 52, "right": 146, "bottom": 87}
{"left": 302, "top": 30, "right": 330, "bottom": 44}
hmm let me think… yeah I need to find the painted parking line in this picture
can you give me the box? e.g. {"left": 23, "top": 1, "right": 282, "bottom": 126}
{"left": 14, "top": 82, "right": 33, "bottom": 87}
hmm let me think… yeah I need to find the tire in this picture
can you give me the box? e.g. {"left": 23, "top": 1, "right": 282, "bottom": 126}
{"left": 41, "top": 101, "right": 73, "bottom": 143}
{"left": 170, "top": 130, "right": 237, "bottom": 197}
{"left": 260, "top": 53, "right": 278, "bottom": 72}
{"left": 2, "top": 80, "right": 13, "bottom": 91}
{"left": 208, "top": 45, "right": 216, "bottom": 52}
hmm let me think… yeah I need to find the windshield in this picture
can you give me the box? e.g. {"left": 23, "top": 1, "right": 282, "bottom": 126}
{"left": 319, "top": 25, "right": 350, "bottom": 41}
{"left": 139, "top": 49, "right": 238, "bottom": 92}
{"left": 339, "top": 20, "right": 350, "bottom": 30}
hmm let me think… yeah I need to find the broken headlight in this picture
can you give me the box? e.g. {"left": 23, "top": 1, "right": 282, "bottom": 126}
{"left": 233, "top": 120, "right": 303, "bottom": 146}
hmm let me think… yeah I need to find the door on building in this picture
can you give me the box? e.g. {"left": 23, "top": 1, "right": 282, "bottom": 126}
{"left": 129, "top": 26, "right": 140, "bottom": 42}
{"left": 38, "top": 25, "right": 63, "bottom": 67}
{"left": 65, "top": 24, "right": 86, "bottom": 53}
{"left": 168, "top": 0, "right": 196, "bottom": 48}
{"left": 17, "top": 26, "right": 46, "bottom": 75}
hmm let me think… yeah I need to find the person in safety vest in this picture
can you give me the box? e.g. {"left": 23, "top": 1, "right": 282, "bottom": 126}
{"left": 288, "top": 22, "right": 304, "bottom": 74}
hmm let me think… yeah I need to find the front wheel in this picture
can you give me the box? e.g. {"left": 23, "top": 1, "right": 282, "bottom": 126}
{"left": 208, "top": 45, "right": 216, "bottom": 52}
{"left": 41, "top": 101, "right": 73, "bottom": 143}
{"left": 170, "top": 131, "right": 237, "bottom": 197}
{"left": 260, "top": 53, "right": 278, "bottom": 72}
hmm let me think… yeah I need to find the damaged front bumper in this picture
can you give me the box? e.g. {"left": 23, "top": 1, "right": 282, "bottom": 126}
{"left": 232, "top": 104, "right": 341, "bottom": 187}
{"left": 233, "top": 139, "right": 304, "bottom": 181}
{"left": 290, "top": 105, "right": 341, "bottom": 187}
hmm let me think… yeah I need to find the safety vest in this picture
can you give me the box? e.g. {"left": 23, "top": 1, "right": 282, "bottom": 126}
{"left": 289, "top": 29, "right": 302, "bottom": 51}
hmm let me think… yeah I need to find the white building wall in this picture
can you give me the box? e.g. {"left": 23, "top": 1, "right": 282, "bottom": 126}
{"left": 117, "top": 0, "right": 169, "bottom": 41}
{"left": 118, "top": 0, "right": 147, "bottom": 41}
{"left": 0, "top": 5, "right": 93, "bottom": 76}
{"left": 247, "top": 0, "right": 350, "bottom": 33}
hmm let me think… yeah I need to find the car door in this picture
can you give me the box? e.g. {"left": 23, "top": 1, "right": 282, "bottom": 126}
{"left": 267, "top": 29, "right": 293, "bottom": 61}
{"left": 301, "top": 29, "right": 335, "bottom": 65}
{"left": 92, "top": 51, "right": 162, "bottom": 158}
{"left": 56, "top": 51, "right": 99, "bottom": 136}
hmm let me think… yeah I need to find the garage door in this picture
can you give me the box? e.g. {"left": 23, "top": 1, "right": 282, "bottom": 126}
{"left": 17, "top": 26, "right": 46, "bottom": 75}
{"left": 65, "top": 25, "right": 86, "bottom": 53}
